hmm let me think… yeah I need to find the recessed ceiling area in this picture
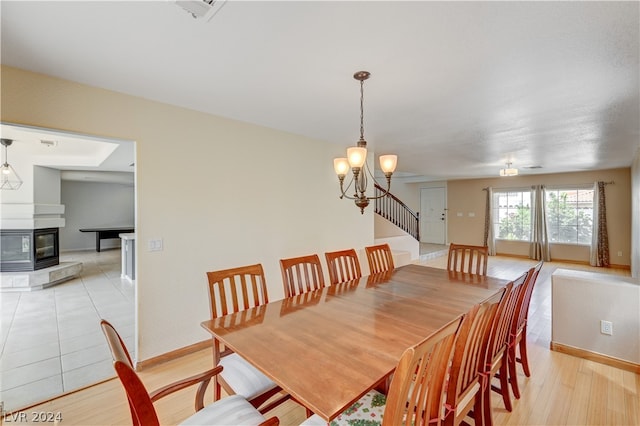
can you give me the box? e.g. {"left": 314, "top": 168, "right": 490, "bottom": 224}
{"left": 1, "top": 1, "right": 638, "bottom": 181}
{"left": 0, "top": 123, "right": 135, "bottom": 184}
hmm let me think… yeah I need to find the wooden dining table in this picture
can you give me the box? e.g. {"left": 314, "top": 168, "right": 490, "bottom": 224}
{"left": 200, "top": 264, "right": 510, "bottom": 422}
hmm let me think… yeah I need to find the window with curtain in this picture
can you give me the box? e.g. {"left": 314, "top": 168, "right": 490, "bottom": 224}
{"left": 493, "top": 190, "right": 532, "bottom": 241}
{"left": 545, "top": 187, "right": 594, "bottom": 245}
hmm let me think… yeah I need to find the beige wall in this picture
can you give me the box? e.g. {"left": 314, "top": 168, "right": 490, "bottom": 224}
{"left": 0, "top": 66, "right": 374, "bottom": 361}
{"left": 392, "top": 180, "right": 446, "bottom": 214}
{"left": 632, "top": 149, "right": 640, "bottom": 278}
{"left": 373, "top": 179, "right": 447, "bottom": 240}
{"left": 447, "top": 168, "right": 632, "bottom": 266}
{"left": 374, "top": 214, "right": 406, "bottom": 238}
{"left": 552, "top": 269, "right": 639, "bottom": 364}
{"left": 386, "top": 170, "right": 632, "bottom": 267}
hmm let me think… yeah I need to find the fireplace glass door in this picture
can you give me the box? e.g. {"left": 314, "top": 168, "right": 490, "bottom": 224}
{"left": 1, "top": 233, "right": 32, "bottom": 263}
{"left": 34, "top": 228, "right": 59, "bottom": 269}
{"left": 36, "top": 232, "right": 56, "bottom": 260}
{"left": 1, "top": 228, "right": 59, "bottom": 271}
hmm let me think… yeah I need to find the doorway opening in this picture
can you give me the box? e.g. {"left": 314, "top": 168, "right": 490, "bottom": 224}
{"left": 0, "top": 123, "right": 137, "bottom": 411}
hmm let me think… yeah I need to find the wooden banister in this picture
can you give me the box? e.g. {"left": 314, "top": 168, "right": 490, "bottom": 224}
{"left": 374, "top": 183, "right": 420, "bottom": 241}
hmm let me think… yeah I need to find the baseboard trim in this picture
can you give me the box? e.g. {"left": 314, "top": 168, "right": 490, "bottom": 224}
{"left": 551, "top": 258, "right": 631, "bottom": 270}
{"left": 493, "top": 254, "right": 630, "bottom": 271}
{"left": 494, "top": 253, "right": 529, "bottom": 259}
{"left": 608, "top": 263, "right": 631, "bottom": 270}
{"left": 136, "top": 339, "right": 211, "bottom": 371}
{"left": 550, "top": 341, "right": 640, "bottom": 373}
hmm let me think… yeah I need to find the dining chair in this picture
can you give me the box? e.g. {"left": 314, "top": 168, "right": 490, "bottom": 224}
{"left": 100, "top": 319, "right": 279, "bottom": 426}
{"left": 365, "top": 243, "right": 395, "bottom": 274}
{"left": 507, "top": 260, "right": 544, "bottom": 399}
{"left": 301, "top": 315, "right": 463, "bottom": 426}
{"left": 206, "top": 264, "right": 289, "bottom": 413}
{"left": 478, "top": 269, "right": 529, "bottom": 426}
{"left": 447, "top": 243, "right": 489, "bottom": 276}
{"left": 280, "top": 254, "right": 326, "bottom": 298}
{"left": 443, "top": 288, "right": 505, "bottom": 426}
{"left": 325, "top": 248, "right": 362, "bottom": 285}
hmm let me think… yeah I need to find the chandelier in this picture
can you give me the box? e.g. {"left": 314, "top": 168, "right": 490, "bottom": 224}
{"left": 333, "top": 71, "right": 397, "bottom": 214}
{"left": 1, "top": 139, "right": 23, "bottom": 190}
{"left": 499, "top": 162, "right": 518, "bottom": 177}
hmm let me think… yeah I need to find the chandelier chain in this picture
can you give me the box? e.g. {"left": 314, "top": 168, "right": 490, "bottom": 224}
{"left": 359, "top": 79, "right": 365, "bottom": 141}
{"left": 333, "top": 71, "right": 396, "bottom": 213}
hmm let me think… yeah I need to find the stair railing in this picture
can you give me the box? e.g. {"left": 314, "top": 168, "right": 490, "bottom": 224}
{"left": 374, "top": 183, "right": 420, "bottom": 241}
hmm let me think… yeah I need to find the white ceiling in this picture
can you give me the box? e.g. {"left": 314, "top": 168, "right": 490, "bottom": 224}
{"left": 1, "top": 1, "right": 638, "bottom": 182}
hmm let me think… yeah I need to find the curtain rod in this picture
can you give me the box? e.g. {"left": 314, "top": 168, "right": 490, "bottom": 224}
{"left": 569, "top": 181, "right": 616, "bottom": 186}
{"left": 481, "top": 181, "right": 614, "bottom": 191}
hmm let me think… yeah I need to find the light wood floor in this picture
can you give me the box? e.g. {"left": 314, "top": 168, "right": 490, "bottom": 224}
{"left": 16, "top": 256, "right": 639, "bottom": 425}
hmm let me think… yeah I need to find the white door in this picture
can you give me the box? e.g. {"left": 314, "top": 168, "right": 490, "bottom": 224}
{"left": 420, "top": 187, "right": 446, "bottom": 244}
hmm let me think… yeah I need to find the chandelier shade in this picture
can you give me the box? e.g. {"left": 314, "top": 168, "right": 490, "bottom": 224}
{"left": 347, "top": 147, "right": 367, "bottom": 168}
{"left": 379, "top": 155, "right": 398, "bottom": 174}
{"left": 333, "top": 158, "right": 350, "bottom": 177}
{"left": 1, "top": 139, "right": 23, "bottom": 190}
{"left": 334, "top": 71, "right": 398, "bottom": 214}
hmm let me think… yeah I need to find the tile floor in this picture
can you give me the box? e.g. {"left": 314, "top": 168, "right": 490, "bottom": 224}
{"left": 0, "top": 249, "right": 134, "bottom": 411}
{"left": 418, "top": 243, "right": 449, "bottom": 260}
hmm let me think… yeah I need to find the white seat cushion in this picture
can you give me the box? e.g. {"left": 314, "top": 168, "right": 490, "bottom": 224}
{"left": 220, "top": 353, "right": 278, "bottom": 399}
{"left": 300, "top": 390, "right": 386, "bottom": 426}
{"left": 180, "top": 394, "right": 266, "bottom": 425}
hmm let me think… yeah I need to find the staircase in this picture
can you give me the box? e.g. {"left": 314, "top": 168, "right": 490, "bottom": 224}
{"left": 374, "top": 183, "right": 420, "bottom": 241}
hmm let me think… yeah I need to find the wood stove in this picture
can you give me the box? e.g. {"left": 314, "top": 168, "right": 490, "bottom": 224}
{"left": 0, "top": 228, "right": 59, "bottom": 272}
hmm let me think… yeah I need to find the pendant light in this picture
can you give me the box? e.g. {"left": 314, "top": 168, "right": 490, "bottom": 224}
{"left": 499, "top": 162, "right": 518, "bottom": 177}
{"left": 1, "top": 139, "right": 23, "bottom": 190}
{"left": 333, "top": 71, "right": 398, "bottom": 214}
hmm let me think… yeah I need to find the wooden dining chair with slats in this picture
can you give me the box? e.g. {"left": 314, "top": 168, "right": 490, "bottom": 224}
{"left": 478, "top": 269, "right": 530, "bottom": 426}
{"left": 325, "top": 249, "right": 362, "bottom": 285}
{"left": 301, "top": 315, "right": 463, "bottom": 426}
{"left": 100, "top": 319, "right": 279, "bottom": 426}
{"left": 507, "top": 260, "right": 544, "bottom": 399}
{"left": 365, "top": 243, "right": 395, "bottom": 274}
{"left": 280, "top": 254, "right": 326, "bottom": 298}
{"left": 443, "top": 288, "right": 505, "bottom": 426}
{"left": 206, "top": 264, "right": 290, "bottom": 414}
{"left": 447, "top": 243, "right": 489, "bottom": 276}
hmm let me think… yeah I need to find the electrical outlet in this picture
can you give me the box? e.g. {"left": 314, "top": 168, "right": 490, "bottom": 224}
{"left": 600, "top": 320, "right": 613, "bottom": 335}
{"left": 148, "top": 238, "right": 163, "bottom": 252}
{"left": 618, "top": 251, "right": 623, "bottom": 257}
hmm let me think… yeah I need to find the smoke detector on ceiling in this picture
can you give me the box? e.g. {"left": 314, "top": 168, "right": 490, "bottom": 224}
{"left": 173, "top": 0, "right": 227, "bottom": 21}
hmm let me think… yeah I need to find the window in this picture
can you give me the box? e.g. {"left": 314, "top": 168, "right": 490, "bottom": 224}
{"left": 493, "top": 191, "right": 531, "bottom": 241}
{"left": 545, "top": 188, "right": 593, "bottom": 245}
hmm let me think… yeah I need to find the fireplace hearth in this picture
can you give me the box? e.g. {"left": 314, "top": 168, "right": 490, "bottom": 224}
{"left": 1, "top": 228, "right": 60, "bottom": 272}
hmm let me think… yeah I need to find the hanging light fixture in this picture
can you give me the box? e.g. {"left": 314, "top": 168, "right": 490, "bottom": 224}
{"left": 333, "top": 71, "right": 398, "bottom": 214}
{"left": 499, "top": 162, "right": 518, "bottom": 177}
{"left": 1, "top": 138, "right": 23, "bottom": 190}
